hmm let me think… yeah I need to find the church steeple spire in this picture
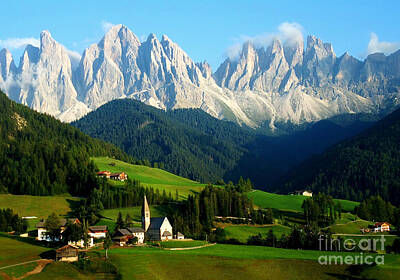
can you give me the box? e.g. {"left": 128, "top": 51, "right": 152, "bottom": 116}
{"left": 142, "top": 195, "right": 150, "bottom": 232}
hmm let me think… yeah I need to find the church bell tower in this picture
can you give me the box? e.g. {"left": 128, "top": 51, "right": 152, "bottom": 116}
{"left": 142, "top": 195, "right": 151, "bottom": 232}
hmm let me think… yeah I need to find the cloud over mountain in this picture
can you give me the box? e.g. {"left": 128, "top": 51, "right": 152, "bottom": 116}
{"left": 0, "top": 37, "right": 39, "bottom": 50}
{"left": 367, "top": 32, "right": 400, "bottom": 55}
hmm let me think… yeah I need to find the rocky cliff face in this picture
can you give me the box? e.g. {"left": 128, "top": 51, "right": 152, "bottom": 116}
{"left": 0, "top": 25, "right": 399, "bottom": 129}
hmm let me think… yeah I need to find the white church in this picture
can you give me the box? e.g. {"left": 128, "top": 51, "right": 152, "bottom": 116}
{"left": 142, "top": 195, "right": 173, "bottom": 241}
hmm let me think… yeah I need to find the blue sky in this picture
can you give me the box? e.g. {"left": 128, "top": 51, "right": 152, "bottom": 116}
{"left": 1, "top": 0, "right": 399, "bottom": 70}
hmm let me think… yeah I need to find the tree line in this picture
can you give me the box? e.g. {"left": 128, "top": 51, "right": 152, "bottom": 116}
{"left": 355, "top": 196, "right": 400, "bottom": 229}
{"left": 302, "top": 193, "right": 341, "bottom": 227}
{"left": 0, "top": 208, "right": 28, "bottom": 234}
{"left": 0, "top": 91, "right": 129, "bottom": 196}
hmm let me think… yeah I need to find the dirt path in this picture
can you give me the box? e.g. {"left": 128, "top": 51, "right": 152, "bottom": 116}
{"left": 0, "top": 260, "right": 42, "bottom": 271}
{"left": 0, "top": 259, "right": 52, "bottom": 280}
{"left": 18, "top": 259, "right": 52, "bottom": 279}
{"left": 164, "top": 243, "right": 216, "bottom": 251}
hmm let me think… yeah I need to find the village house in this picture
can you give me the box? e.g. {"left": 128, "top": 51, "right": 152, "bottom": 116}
{"left": 294, "top": 190, "right": 313, "bottom": 197}
{"left": 36, "top": 218, "right": 93, "bottom": 247}
{"left": 112, "top": 227, "right": 145, "bottom": 245}
{"left": 96, "top": 170, "right": 128, "bottom": 181}
{"left": 127, "top": 227, "right": 145, "bottom": 243}
{"left": 56, "top": 244, "right": 79, "bottom": 262}
{"left": 176, "top": 232, "right": 185, "bottom": 240}
{"left": 110, "top": 172, "right": 128, "bottom": 181}
{"left": 142, "top": 195, "right": 174, "bottom": 241}
{"left": 36, "top": 218, "right": 80, "bottom": 241}
{"left": 96, "top": 171, "right": 111, "bottom": 178}
{"left": 88, "top": 225, "right": 108, "bottom": 239}
{"left": 113, "top": 229, "right": 131, "bottom": 246}
{"left": 373, "top": 222, "right": 391, "bottom": 232}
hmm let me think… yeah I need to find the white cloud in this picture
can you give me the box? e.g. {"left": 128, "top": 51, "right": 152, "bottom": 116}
{"left": 66, "top": 49, "right": 81, "bottom": 69}
{"left": 0, "top": 37, "right": 39, "bottom": 50}
{"left": 225, "top": 22, "right": 304, "bottom": 60}
{"left": 278, "top": 22, "right": 304, "bottom": 46}
{"left": 367, "top": 32, "right": 400, "bottom": 55}
{"left": 102, "top": 20, "right": 116, "bottom": 33}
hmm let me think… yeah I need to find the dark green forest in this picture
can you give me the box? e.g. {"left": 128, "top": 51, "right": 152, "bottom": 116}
{"left": 0, "top": 91, "right": 128, "bottom": 196}
{"left": 280, "top": 107, "right": 400, "bottom": 205}
{"left": 72, "top": 98, "right": 374, "bottom": 187}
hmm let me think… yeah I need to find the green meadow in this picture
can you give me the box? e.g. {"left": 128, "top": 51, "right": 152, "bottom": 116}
{"left": 108, "top": 245, "right": 400, "bottom": 280}
{"left": 224, "top": 224, "right": 291, "bottom": 243}
{"left": 0, "top": 194, "right": 82, "bottom": 230}
{"left": 1, "top": 235, "right": 399, "bottom": 279}
{"left": 328, "top": 220, "right": 373, "bottom": 234}
{"left": 248, "top": 190, "right": 359, "bottom": 212}
{"left": 92, "top": 157, "right": 206, "bottom": 199}
{"left": 27, "top": 262, "right": 95, "bottom": 280}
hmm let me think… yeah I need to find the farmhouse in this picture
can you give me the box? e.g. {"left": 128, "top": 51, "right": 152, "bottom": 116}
{"left": 374, "top": 222, "right": 391, "bottom": 232}
{"left": 96, "top": 171, "right": 111, "bottom": 178}
{"left": 294, "top": 190, "right": 313, "bottom": 197}
{"left": 113, "top": 229, "right": 131, "bottom": 246}
{"left": 127, "top": 227, "right": 145, "bottom": 243}
{"left": 36, "top": 218, "right": 81, "bottom": 241}
{"left": 56, "top": 244, "right": 79, "bottom": 262}
{"left": 36, "top": 218, "right": 93, "bottom": 247}
{"left": 142, "top": 195, "right": 174, "bottom": 241}
{"left": 88, "top": 225, "right": 108, "bottom": 239}
{"left": 110, "top": 172, "right": 128, "bottom": 181}
{"left": 113, "top": 227, "right": 145, "bottom": 245}
{"left": 176, "top": 232, "right": 184, "bottom": 240}
{"left": 97, "top": 170, "right": 128, "bottom": 181}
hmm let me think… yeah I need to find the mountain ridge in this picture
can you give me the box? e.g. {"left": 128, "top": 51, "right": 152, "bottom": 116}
{"left": 1, "top": 24, "right": 399, "bottom": 130}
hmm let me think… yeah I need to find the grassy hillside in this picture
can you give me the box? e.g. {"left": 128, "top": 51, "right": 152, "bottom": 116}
{"left": 328, "top": 220, "right": 373, "bottom": 234}
{"left": 0, "top": 236, "right": 48, "bottom": 278}
{"left": 224, "top": 224, "right": 291, "bottom": 243}
{"left": 108, "top": 245, "right": 400, "bottom": 280}
{"left": 0, "top": 194, "right": 82, "bottom": 230}
{"left": 28, "top": 262, "right": 95, "bottom": 280}
{"left": 248, "top": 190, "right": 358, "bottom": 212}
{"left": 1, "top": 235, "right": 399, "bottom": 279}
{"left": 92, "top": 156, "right": 206, "bottom": 199}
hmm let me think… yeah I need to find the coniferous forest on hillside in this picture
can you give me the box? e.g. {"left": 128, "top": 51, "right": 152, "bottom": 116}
{"left": 280, "top": 108, "right": 400, "bottom": 205}
{"left": 72, "top": 98, "right": 375, "bottom": 192}
{"left": 0, "top": 91, "right": 128, "bottom": 196}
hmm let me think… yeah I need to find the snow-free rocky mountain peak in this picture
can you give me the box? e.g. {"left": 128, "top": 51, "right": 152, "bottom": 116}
{"left": 1, "top": 25, "right": 399, "bottom": 128}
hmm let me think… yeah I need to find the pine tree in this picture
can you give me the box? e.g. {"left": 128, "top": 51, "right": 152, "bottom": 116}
{"left": 116, "top": 212, "right": 125, "bottom": 229}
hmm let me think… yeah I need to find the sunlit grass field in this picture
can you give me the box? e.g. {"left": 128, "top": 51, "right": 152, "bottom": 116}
{"left": 248, "top": 190, "right": 359, "bottom": 212}
{"left": 92, "top": 157, "right": 206, "bottom": 199}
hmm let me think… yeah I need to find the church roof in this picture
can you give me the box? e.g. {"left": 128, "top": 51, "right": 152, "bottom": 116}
{"left": 148, "top": 217, "right": 167, "bottom": 230}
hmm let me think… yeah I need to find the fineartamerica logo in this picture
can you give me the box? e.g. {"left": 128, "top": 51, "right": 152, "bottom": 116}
{"left": 317, "top": 235, "right": 386, "bottom": 265}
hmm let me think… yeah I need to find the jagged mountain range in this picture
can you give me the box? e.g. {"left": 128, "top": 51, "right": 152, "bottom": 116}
{"left": 0, "top": 24, "right": 399, "bottom": 127}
